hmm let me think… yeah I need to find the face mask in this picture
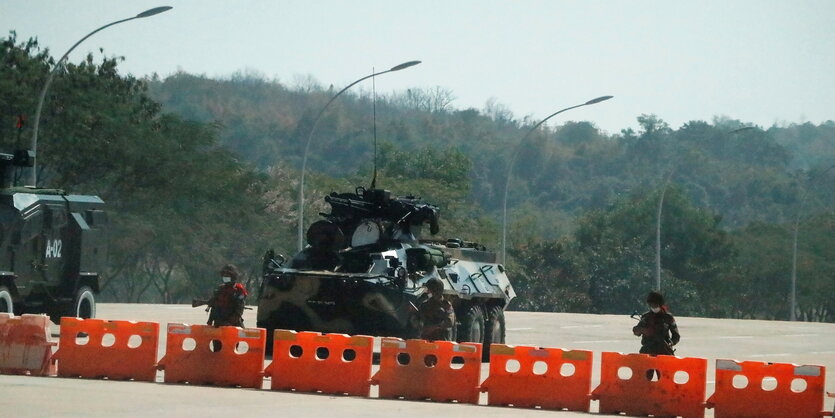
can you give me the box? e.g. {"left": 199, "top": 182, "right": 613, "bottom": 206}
{"left": 222, "top": 276, "right": 232, "bottom": 283}
{"left": 650, "top": 306, "right": 661, "bottom": 313}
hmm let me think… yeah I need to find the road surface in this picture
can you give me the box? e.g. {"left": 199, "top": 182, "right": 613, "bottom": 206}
{"left": 1, "top": 304, "right": 833, "bottom": 417}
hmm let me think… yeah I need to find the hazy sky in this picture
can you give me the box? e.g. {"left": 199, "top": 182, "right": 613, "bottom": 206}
{"left": 3, "top": 1, "right": 834, "bottom": 134}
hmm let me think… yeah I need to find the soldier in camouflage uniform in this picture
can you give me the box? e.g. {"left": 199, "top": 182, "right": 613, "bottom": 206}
{"left": 419, "top": 278, "right": 455, "bottom": 341}
{"left": 633, "top": 291, "right": 680, "bottom": 379}
{"left": 207, "top": 264, "right": 248, "bottom": 328}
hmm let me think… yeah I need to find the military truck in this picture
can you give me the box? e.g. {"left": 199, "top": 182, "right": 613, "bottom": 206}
{"left": 257, "top": 186, "right": 515, "bottom": 359}
{"left": 0, "top": 150, "right": 108, "bottom": 323}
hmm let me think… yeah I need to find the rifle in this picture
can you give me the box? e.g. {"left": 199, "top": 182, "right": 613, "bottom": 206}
{"left": 192, "top": 298, "right": 210, "bottom": 308}
{"left": 192, "top": 298, "right": 252, "bottom": 310}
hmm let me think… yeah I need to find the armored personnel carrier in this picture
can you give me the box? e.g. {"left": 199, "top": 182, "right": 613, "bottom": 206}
{"left": 257, "top": 186, "right": 515, "bottom": 358}
{"left": 0, "top": 150, "right": 108, "bottom": 323}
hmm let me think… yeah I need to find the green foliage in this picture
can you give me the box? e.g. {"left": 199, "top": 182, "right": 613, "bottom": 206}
{"left": 1, "top": 33, "right": 278, "bottom": 303}
{"left": 4, "top": 31, "right": 832, "bottom": 322}
{"left": 516, "top": 188, "right": 735, "bottom": 316}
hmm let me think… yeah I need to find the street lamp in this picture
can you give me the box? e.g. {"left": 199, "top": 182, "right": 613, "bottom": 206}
{"left": 28, "top": 6, "right": 173, "bottom": 186}
{"left": 654, "top": 168, "right": 675, "bottom": 291}
{"left": 654, "top": 125, "right": 757, "bottom": 290}
{"left": 500, "top": 95, "right": 613, "bottom": 264}
{"left": 297, "top": 60, "right": 421, "bottom": 251}
{"left": 789, "top": 163, "right": 835, "bottom": 321}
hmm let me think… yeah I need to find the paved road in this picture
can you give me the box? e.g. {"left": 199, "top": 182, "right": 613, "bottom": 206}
{"left": 2, "top": 304, "right": 833, "bottom": 417}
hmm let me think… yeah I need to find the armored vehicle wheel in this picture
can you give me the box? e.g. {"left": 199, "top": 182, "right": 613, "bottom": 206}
{"left": 52, "top": 286, "right": 96, "bottom": 324}
{"left": 482, "top": 305, "right": 506, "bottom": 360}
{"left": 457, "top": 303, "right": 485, "bottom": 347}
{"left": 0, "top": 285, "right": 12, "bottom": 314}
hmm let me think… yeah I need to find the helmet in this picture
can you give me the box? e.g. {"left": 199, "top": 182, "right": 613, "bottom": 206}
{"left": 425, "top": 278, "right": 445, "bottom": 294}
{"left": 646, "top": 291, "right": 664, "bottom": 306}
{"left": 220, "top": 264, "right": 241, "bottom": 282}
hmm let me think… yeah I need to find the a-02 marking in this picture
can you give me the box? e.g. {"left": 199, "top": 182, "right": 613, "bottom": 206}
{"left": 45, "top": 239, "right": 62, "bottom": 258}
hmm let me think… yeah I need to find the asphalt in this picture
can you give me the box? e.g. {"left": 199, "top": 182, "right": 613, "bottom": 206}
{"left": 1, "top": 304, "right": 833, "bottom": 417}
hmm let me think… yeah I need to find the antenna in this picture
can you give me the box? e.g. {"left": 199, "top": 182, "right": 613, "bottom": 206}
{"left": 370, "top": 67, "right": 378, "bottom": 189}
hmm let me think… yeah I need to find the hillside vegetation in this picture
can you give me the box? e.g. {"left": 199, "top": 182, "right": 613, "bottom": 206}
{"left": 3, "top": 33, "right": 833, "bottom": 320}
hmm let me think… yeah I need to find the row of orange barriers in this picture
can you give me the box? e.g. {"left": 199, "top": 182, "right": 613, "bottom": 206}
{"left": 1, "top": 314, "right": 832, "bottom": 417}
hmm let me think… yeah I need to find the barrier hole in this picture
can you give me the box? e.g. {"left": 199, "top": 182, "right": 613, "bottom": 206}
{"left": 127, "top": 335, "right": 142, "bottom": 349}
{"left": 790, "top": 378, "right": 807, "bottom": 393}
{"left": 316, "top": 347, "right": 330, "bottom": 360}
{"left": 101, "top": 333, "right": 116, "bottom": 347}
{"left": 533, "top": 361, "right": 548, "bottom": 375}
{"left": 560, "top": 363, "right": 575, "bottom": 377}
{"left": 209, "top": 340, "right": 223, "bottom": 352}
{"left": 423, "top": 354, "right": 438, "bottom": 368}
{"left": 75, "top": 332, "right": 89, "bottom": 346}
{"left": 450, "top": 356, "right": 465, "bottom": 369}
{"left": 617, "top": 366, "right": 633, "bottom": 380}
{"left": 342, "top": 349, "right": 357, "bottom": 362}
{"left": 182, "top": 338, "right": 196, "bottom": 352}
{"left": 396, "top": 352, "right": 411, "bottom": 365}
{"left": 761, "top": 376, "right": 778, "bottom": 391}
{"left": 505, "top": 359, "right": 521, "bottom": 373}
{"left": 674, "top": 371, "right": 690, "bottom": 384}
{"left": 289, "top": 345, "right": 303, "bottom": 358}
{"left": 732, "top": 374, "right": 748, "bottom": 389}
{"left": 235, "top": 341, "right": 249, "bottom": 355}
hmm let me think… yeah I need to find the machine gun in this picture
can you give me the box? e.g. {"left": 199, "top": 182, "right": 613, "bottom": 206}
{"left": 324, "top": 187, "right": 440, "bottom": 236}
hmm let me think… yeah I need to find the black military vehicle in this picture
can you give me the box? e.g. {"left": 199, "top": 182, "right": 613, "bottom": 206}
{"left": 0, "top": 150, "right": 108, "bottom": 323}
{"left": 257, "top": 186, "right": 515, "bottom": 358}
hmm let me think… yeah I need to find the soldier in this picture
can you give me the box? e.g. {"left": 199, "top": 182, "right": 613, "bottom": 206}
{"left": 633, "top": 291, "right": 680, "bottom": 379}
{"left": 206, "top": 264, "right": 248, "bottom": 328}
{"left": 419, "top": 278, "right": 455, "bottom": 341}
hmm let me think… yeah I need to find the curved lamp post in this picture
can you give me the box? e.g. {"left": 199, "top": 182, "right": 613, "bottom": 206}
{"left": 500, "top": 95, "right": 613, "bottom": 264}
{"left": 655, "top": 125, "right": 757, "bottom": 290}
{"left": 790, "top": 163, "right": 835, "bottom": 321}
{"left": 297, "top": 60, "right": 421, "bottom": 251}
{"left": 28, "top": 6, "right": 173, "bottom": 186}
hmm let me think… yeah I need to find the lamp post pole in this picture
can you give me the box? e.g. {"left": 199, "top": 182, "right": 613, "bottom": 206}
{"left": 28, "top": 6, "right": 173, "bottom": 187}
{"left": 655, "top": 167, "right": 675, "bottom": 291}
{"left": 500, "top": 95, "right": 613, "bottom": 264}
{"left": 297, "top": 60, "right": 421, "bottom": 251}
{"left": 655, "top": 125, "right": 756, "bottom": 291}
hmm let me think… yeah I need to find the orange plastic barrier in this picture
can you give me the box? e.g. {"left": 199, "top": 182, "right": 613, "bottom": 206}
{"left": 371, "top": 338, "right": 482, "bottom": 403}
{"left": 705, "top": 359, "right": 827, "bottom": 418}
{"left": 264, "top": 330, "right": 373, "bottom": 396}
{"left": 480, "top": 344, "right": 593, "bottom": 411}
{"left": 156, "top": 323, "right": 265, "bottom": 388}
{"left": 0, "top": 313, "right": 56, "bottom": 376}
{"left": 591, "top": 351, "right": 707, "bottom": 418}
{"left": 52, "top": 318, "right": 159, "bottom": 381}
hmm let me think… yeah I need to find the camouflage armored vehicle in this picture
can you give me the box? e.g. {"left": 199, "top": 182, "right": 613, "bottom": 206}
{"left": 0, "top": 150, "right": 108, "bottom": 323}
{"left": 257, "top": 186, "right": 515, "bottom": 358}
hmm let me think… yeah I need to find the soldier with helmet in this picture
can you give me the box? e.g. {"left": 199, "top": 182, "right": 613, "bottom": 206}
{"left": 206, "top": 264, "right": 249, "bottom": 327}
{"left": 419, "top": 278, "right": 455, "bottom": 341}
{"left": 633, "top": 291, "right": 680, "bottom": 380}
{"left": 633, "top": 291, "right": 680, "bottom": 355}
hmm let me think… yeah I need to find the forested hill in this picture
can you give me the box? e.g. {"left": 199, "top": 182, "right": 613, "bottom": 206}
{"left": 3, "top": 33, "right": 832, "bottom": 320}
{"left": 147, "top": 71, "right": 835, "bottom": 231}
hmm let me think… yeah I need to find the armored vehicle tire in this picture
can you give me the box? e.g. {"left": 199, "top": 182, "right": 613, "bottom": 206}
{"left": 52, "top": 286, "right": 96, "bottom": 324}
{"left": 457, "top": 303, "right": 485, "bottom": 348}
{"left": 483, "top": 305, "right": 506, "bottom": 360}
{"left": 0, "top": 285, "right": 12, "bottom": 314}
